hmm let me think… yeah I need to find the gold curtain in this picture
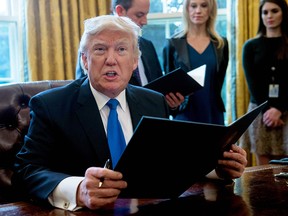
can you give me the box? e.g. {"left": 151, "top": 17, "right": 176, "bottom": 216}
{"left": 236, "top": 0, "right": 259, "bottom": 166}
{"left": 25, "top": 0, "right": 111, "bottom": 81}
{"left": 236, "top": 0, "right": 259, "bottom": 118}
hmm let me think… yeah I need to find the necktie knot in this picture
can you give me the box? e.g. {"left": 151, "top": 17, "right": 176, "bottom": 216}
{"left": 107, "top": 99, "right": 119, "bottom": 110}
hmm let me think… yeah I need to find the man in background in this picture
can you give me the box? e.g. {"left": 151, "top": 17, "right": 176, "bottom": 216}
{"left": 75, "top": 0, "right": 184, "bottom": 109}
{"left": 76, "top": 0, "right": 163, "bottom": 86}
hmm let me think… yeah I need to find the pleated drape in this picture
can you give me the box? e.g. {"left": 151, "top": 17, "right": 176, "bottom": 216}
{"left": 235, "top": 0, "right": 259, "bottom": 166}
{"left": 25, "top": 0, "right": 111, "bottom": 81}
{"left": 236, "top": 0, "right": 259, "bottom": 118}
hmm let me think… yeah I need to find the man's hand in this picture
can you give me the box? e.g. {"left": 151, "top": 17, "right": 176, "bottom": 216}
{"left": 216, "top": 144, "right": 247, "bottom": 179}
{"left": 77, "top": 167, "right": 127, "bottom": 210}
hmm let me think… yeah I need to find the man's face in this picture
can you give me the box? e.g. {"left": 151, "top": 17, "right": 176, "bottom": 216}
{"left": 82, "top": 30, "right": 138, "bottom": 98}
{"left": 116, "top": 0, "right": 150, "bottom": 28}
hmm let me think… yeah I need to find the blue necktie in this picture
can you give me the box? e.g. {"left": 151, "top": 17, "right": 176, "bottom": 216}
{"left": 107, "top": 99, "right": 126, "bottom": 168}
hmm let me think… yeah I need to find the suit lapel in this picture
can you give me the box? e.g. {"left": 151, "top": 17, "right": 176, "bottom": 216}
{"left": 213, "top": 42, "right": 222, "bottom": 72}
{"left": 171, "top": 38, "right": 191, "bottom": 72}
{"left": 125, "top": 85, "right": 144, "bottom": 130}
{"left": 75, "top": 79, "right": 111, "bottom": 163}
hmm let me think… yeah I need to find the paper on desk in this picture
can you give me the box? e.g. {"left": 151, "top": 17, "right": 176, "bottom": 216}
{"left": 188, "top": 64, "right": 206, "bottom": 87}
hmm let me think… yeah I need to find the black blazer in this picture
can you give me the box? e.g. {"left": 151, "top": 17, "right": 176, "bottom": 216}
{"left": 75, "top": 37, "right": 163, "bottom": 86}
{"left": 13, "top": 77, "right": 169, "bottom": 203}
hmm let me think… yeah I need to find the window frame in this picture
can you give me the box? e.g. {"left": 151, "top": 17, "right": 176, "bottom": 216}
{"left": 0, "top": 0, "right": 23, "bottom": 84}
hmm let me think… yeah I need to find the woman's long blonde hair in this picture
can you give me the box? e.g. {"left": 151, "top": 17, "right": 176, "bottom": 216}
{"left": 175, "top": 0, "right": 225, "bottom": 48}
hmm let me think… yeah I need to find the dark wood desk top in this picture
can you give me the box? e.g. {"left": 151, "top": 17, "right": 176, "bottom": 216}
{"left": 1, "top": 164, "right": 288, "bottom": 215}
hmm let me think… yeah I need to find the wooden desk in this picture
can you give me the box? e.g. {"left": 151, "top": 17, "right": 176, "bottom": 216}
{"left": 1, "top": 164, "right": 287, "bottom": 215}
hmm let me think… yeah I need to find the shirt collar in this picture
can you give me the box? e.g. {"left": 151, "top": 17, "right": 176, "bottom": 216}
{"left": 89, "top": 82, "right": 127, "bottom": 111}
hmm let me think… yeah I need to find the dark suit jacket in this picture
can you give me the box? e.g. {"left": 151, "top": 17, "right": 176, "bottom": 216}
{"left": 75, "top": 37, "right": 163, "bottom": 86}
{"left": 13, "top": 77, "right": 169, "bottom": 203}
{"left": 162, "top": 36, "right": 229, "bottom": 113}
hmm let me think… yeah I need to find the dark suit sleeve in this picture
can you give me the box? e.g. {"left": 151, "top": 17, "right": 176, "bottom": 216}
{"left": 12, "top": 80, "right": 105, "bottom": 204}
{"left": 12, "top": 95, "right": 71, "bottom": 203}
{"left": 139, "top": 37, "right": 163, "bottom": 83}
{"left": 162, "top": 39, "right": 177, "bottom": 74}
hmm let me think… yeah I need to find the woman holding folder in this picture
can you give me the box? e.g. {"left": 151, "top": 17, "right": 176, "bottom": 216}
{"left": 163, "top": 0, "right": 228, "bottom": 125}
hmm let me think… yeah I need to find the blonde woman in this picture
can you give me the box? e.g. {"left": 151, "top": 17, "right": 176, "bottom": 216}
{"left": 163, "top": 0, "right": 228, "bottom": 125}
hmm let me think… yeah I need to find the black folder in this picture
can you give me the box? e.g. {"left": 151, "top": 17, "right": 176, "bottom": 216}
{"left": 144, "top": 66, "right": 204, "bottom": 96}
{"left": 114, "top": 101, "right": 267, "bottom": 198}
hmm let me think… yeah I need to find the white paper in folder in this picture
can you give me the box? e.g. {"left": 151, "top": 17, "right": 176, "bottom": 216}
{"left": 188, "top": 64, "right": 206, "bottom": 87}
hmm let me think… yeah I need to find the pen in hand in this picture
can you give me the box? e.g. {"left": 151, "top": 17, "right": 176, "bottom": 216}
{"left": 98, "top": 159, "right": 111, "bottom": 188}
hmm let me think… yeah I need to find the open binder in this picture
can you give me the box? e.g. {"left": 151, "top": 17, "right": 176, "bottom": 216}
{"left": 144, "top": 65, "right": 205, "bottom": 96}
{"left": 114, "top": 101, "right": 267, "bottom": 198}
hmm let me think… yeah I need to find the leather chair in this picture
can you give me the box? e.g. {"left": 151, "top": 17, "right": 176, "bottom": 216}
{"left": 0, "top": 80, "right": 72, "bottom": 203}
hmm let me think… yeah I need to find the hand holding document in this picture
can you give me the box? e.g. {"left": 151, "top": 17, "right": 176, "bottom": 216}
{"left": 144, "top": 65, "right": 206, "bottom": 96}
